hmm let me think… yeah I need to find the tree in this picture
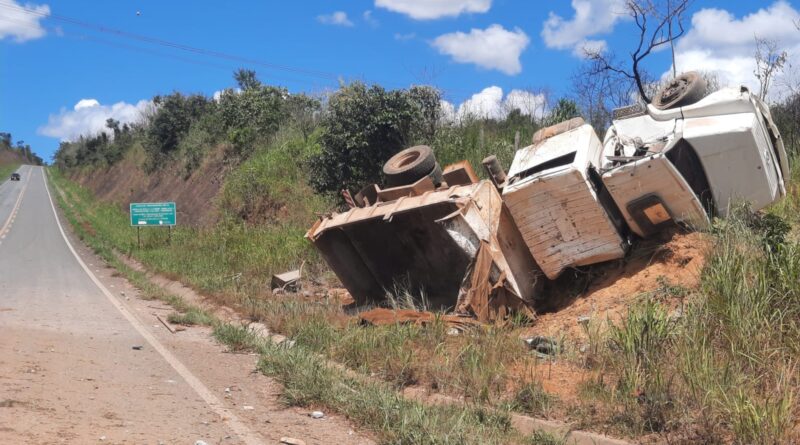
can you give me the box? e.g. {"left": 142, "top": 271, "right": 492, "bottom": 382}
{"left": 284, "top": 93, "right": 321, "bottom": 142}
{"left": 583, "top": 0, "right": 691, "bottom": 103}
{"left": 309, "top": 82, "right": 441, "bottom": 194}
{"left": 754, "top": 37, "right": 788, "bottom": 102}
{"left": 147, "top": 92, "right": 213, "bottom": 163}
{"left": 234, "top": 68, "right": 261, "bottom": 91}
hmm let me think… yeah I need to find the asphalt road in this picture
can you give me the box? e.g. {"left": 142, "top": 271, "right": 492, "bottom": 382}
{"left": 0, "top": 166, "right": 246, "bottom": 443}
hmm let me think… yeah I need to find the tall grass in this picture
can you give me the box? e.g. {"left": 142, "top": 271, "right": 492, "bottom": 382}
{"left": 0, "top": 163, "right": 21, "bottom": 181}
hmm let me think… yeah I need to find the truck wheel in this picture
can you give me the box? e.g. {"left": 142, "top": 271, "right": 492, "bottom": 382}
{"left": 652, "top": 71, "right": 707, "bottom": 110}
{"left": 383, "top": 145, "right": 437, "bottom": 187}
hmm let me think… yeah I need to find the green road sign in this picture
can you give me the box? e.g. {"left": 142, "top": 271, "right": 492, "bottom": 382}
{"left": 130, "top": 202, "right": 176, "bottom": 226}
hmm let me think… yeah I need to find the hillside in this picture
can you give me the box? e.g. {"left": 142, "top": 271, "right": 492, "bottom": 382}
{"left": 0, "top": 132, "right": 44, "bottom": 178}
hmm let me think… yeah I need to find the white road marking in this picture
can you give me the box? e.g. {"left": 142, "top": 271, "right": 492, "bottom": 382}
{"left": 41, "top": 168, "right": 264, "bottom": 445}
{"left": 0, "top": 168, "right": 31, "bottom": 241}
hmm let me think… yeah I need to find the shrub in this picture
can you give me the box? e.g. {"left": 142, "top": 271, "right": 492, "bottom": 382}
{"left": 308, "top": 82, "right": 441, "bottom": 194}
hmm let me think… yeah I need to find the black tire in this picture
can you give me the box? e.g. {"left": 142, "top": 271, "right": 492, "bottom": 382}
{"left": 383, "top": 145, "right": 437, "bottom": 187}
{"left": 652, "top": 71, "right": 707, "bottom": 110}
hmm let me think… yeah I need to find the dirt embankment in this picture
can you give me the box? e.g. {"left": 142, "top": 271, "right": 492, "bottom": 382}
{"left": 69, "top": 146, "right": 230, "bottom": 227}
{"left": 0, "top": 149, "right": 28, "bottom": 167}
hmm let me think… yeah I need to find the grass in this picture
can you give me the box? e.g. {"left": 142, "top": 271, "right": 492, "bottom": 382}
{"left": 0, "top": 162, "right": 21, "bottom": 182}
{"left": 254, "top": 332, "right": 539, "bottom": 445}
{"left": 48, "top": 146, "right": 330, "bottom": 310}
{"left": 168, "top": 306, "right": 215, "bottom": 326}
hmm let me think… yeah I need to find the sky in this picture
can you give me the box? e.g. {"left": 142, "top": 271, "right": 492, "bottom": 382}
{"left": 2, "top": 0, "right": 800, "bottom": 161}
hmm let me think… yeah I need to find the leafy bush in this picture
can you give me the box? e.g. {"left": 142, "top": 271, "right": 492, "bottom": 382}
{"left": 146, "top": 92, "right": 214, "bottom": 168}
{"left": 308, "top": 82, "right": 440, "bottom": 194}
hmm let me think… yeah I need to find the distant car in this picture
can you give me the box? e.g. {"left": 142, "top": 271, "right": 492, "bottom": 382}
{"left": 10, "top": 173, "right": 20, "bottom": 181}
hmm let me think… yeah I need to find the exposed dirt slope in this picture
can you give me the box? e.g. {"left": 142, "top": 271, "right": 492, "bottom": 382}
{"left": 70, "top": 146, "right": 230, "bottom": 227}
{"left": 530, "top": 229, "right": 706, "bottom": 340}
{"left": 0, "top": 148, "right": 28, "bottom": 167}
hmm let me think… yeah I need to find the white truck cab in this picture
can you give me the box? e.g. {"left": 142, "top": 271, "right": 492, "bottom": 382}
{"left": 601, "top": 83, "right": 788, "bottom": 237}
{"left": 503, "top": 73, "right": 788, "bottom": 276}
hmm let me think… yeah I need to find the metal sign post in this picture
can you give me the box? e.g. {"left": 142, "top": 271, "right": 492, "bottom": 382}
{"left": 130, "top": 202, "right": 177, "bottom": 248}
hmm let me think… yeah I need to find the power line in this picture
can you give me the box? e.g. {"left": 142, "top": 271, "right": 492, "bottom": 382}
{"left": 0, "top": 1, "right": 505, "bottom": 98}
{"left": 0, "top": 15, "right": 336, "bottom": 89}
{"left": 0, "top": 1, "right": 341, "bottom": 81}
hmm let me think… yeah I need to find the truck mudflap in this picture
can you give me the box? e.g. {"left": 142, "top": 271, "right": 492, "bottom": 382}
{"left": 601, "top": 154, "right": 710, "bottom": 237}
{"left": 307, "top": 181, "right": 543, "bottom": 319}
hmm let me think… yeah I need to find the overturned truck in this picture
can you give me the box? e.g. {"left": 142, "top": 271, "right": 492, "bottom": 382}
{"left": 307, "top": 73, "right": 788, "bottom": 319}
{"left": 306, "top": 146, "right": 542, "bottom": 322}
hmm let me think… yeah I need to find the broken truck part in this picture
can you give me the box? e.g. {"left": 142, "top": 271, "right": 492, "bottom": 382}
{"left": 306, "top": 179, "right": 543, "bottom": 319}
{"left": 307, "top": 146, "right": 543, "bottom": 319}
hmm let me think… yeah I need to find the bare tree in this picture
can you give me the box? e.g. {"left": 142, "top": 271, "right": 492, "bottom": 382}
{"left": 572, "top": 61, "right": 641, "bottom": 133}
{"left": 754, "top": 37, "right": 788, "bottom": 102}
{"left": 583, "top": 0, "right": 691, "bottom": 103}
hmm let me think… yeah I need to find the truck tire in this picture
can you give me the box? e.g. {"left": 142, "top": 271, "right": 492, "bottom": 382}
{"left": 383, "top": 145, "right": 437, "bottom": 187}
{"left": 652, "top": 71, "right": 707, "bottom": 110}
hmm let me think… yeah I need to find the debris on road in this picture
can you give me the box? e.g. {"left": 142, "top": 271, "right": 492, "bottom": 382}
{"left": 310, "top": 410, "right": 324, "bottom": 419}
{"left": 280, "top": 438, "right": 307, "bottom": 445}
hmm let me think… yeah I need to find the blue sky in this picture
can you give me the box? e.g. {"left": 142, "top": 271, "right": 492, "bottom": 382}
{"left": 2, "top": 0, "right": 799, "bottom": 161}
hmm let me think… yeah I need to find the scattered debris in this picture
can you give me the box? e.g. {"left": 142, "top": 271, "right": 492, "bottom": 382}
{"left": 310, "top": 410, "right": 324, "bottom": 419}
{"left": 242, "top": 405, "right": 254, "bottom": 410}
{"left": 280, "top": 438, "right": 306, "bottom": 445}
{"left": 524, "top": 336, "right": 560, "bottom": 358}
{"left": 194, "top": 441, "right": 208, "bottom": 445}
{"left": 272, "top": 269, "right": 300, "bottom": 293}
{"left": 155, "top": 314, "right": 176, "bottom": 334}
{"left": 577, "top": 315, "right": 590, "bottom": 325}
{"left": 131, "top": 345, "right": 143, "bottom": 350}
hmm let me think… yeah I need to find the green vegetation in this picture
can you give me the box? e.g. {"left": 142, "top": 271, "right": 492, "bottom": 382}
{"left": 0, "top": 162, "right": 21, "bottom": 181}
{"left": 0, "top": 132, "right": 43, "bottom": 166}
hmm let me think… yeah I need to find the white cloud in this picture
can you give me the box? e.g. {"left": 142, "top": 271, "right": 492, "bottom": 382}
{"left": 394, "top": 32, "right": 416, "bottom": 41}
{"left": 541, "top": 0, "right": 627, "bottom": 56}
{"left": 39, "top": 98, "right": 152, "bottom": 141}
{"left": 432, "top": 25, "right": 530, "bottom": 75}
{"left": 0, "top": 0, "right": 50, "bottom": 42}
{"left": 375, "top": 0, "right": 490, "bottom": 20}
{"left": 363, "top": 10, "right": 379, "bottom": 27}
{"left": 669, "top": 1, "right": 800, "bottom": 99}
{"left": 441, "top": 86, "right": 548, "bottom": 122}
{"left": 317, "top": 11, "right": 353, "bottom": 27}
